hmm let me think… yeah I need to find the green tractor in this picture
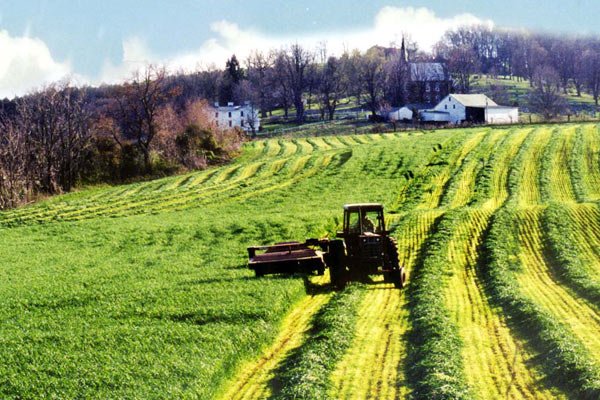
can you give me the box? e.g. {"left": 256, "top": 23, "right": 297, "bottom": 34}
{"left": 329, "top": 203, "right": 405, "bottom": 288}
{"left": 248, "top": 203, "right": 406, "bottom": 289}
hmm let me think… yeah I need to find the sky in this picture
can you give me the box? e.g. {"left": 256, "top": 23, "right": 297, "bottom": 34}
{"left": 0, "top": 0, "right": 597, "bottom": 98}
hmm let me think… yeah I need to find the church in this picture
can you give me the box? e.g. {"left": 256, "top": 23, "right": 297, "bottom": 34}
{"left": 398, "top": 38, "right": 453, "bottom": 105}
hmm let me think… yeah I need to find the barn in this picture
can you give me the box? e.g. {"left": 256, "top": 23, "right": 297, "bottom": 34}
{"left": 421, "top": 94, "right": 519, "bottom": 124}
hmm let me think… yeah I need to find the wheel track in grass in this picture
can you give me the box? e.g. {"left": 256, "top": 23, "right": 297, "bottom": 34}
{"left": 445, "top": 209, "right": 563, "bottom": 399}
{"left": 516, "top": 208, "right": 600, "bottom": 358}
{"left": 330, "top": 210, "right": 440, "bottom": 400}
{"left": 219, "top": 278, "right": 332, "bottom": 400}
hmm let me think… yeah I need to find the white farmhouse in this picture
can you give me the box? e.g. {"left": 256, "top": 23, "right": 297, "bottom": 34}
{"left": 212, "top": 102, "right": 260, "bottom": 133}
{"left": 421, "top": 94, "right": 519, "bottom": 124}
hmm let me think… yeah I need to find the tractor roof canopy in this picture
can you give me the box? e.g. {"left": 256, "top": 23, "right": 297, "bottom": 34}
{"left": 343, "top": 203, "right": 384, "bottom": 212}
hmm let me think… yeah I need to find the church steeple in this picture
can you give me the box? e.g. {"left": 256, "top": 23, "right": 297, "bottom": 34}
{"left": 400, "top": 36, "right": 407, "bottom": 63}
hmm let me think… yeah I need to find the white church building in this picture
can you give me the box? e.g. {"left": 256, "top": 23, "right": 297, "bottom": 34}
{"left": 212, "top": 102, "right": 260, "bottom": 133}
{"left": 421, "top": 94, "right": 519, "bottom": 124}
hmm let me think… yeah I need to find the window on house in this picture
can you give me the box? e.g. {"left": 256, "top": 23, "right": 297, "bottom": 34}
{"left": 445, "top": 105, "right": 448, "bottom": 110}
{"left": 453, "top": 104, "right": 456, "bottom": 109}
{"left": 228, "top": 112, "right": 232, "bottom": 118}
{"left": 241, "top": 111, "right": 244, "bottom": 117}
{"left": 229, "top": 120, "right": 232, "bottom": 127}
{"left": 241, "top": 120, "right": 245, "bottom": 127}
{"left": 215, "top": 112, "right": 218, "bottom": 118}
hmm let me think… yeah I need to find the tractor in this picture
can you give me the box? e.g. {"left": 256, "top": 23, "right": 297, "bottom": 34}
{"left": 247, "top": 203, "right": 406, "bottom": 289}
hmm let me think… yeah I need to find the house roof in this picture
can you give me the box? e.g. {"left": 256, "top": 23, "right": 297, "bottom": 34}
{"left": 410, "top": 63, "right": 448, "bottom": 81}
{"left": 212, "top": 102, "right": 253, "bottom": 111}
{"left": 400, "top": 103, "right": 434, "bottom": 111}
{"left": 450, "top": 94, "right": 498, "bottom": 108}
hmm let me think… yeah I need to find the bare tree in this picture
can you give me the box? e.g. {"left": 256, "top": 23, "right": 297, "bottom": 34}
{"left": 358, "top": 50, "right": 385, "bottom": 116}
{"left": 528, "top": 65, "right": 566, "bottom": 119}
{"left": 0, "top": 118, "right": 27, "bottom": 208}
{"left": 383, "top": 52, "right": 408, "bottom": 107}
{"left": 447, "top": 45, "right": 479, "bottom": 93}
{"left": 317, "top": 56, "right": 346, "bottom": 120}
{"left": 114, "top": 65, "right": 173, "bottom": 171}
{"left": 270, "top": 51, "right": 292, "bottom": 119}
{"left": 246, "top": 51, "right": 273, "bottom": 118}
{"left": 282, "top": 44, "right": 315, "bottom": 123}
{"left": 583, "top": 49, "right": 600, "bottom": 106}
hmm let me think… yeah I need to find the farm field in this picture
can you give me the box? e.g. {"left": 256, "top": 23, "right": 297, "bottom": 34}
{"left": 0, "top": 123, "right": 599, "bottom": 398}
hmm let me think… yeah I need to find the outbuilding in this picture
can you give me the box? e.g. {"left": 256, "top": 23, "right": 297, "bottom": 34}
{"left": 387, "top": 103, "right": 433, "bottom": 122}
{"left": 424, "top": 94, "right": 518, "bottom": 124}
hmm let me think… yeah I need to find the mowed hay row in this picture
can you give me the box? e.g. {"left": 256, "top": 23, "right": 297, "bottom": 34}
{"left": 582, "top": 125, "right": 600, "bottom": 201}
{"left": 516, "top": 209, "right": 600, "bottom": 359}
{"left": 263, "top": 139, "right": 283, "bottom": 157}
{"left": 329, "top": 211, "right": 439, "bottom": 400}
{"left": 0, "top": 150, "right": 328, "bottom": 226}
{"left": 276, "top": 139, "right": 298, "bottom": 157}
{"left": 394, "top": 210, "right": 443, "bottom": 269}
{"left": 444, "top": 209, "right": 561, "bottom": 399}
{"left": 292, "top": 138, "right": 314, "bottom": 155}
{"left": 419, "top": 130, "right": 486, "bottom": 209}
{"left": 479, "top": 128, "right": 531, "bottom": 209}
{"left": 329, "top": 280, "right": 409, "bottom": 400}
{"left": 540, "top": 127, "right": 577, "bottom": 203}
{"left": 219, "top": 279, "right": 332, "bottom": 400}
{"left": 445, "top": 129, "right": 505, "bottom": 208}
{"left": 567, "top": 204, "right": 600, "bottom": 268}
{"left": 516, "top": 129, "right": 552, "bottom": 207}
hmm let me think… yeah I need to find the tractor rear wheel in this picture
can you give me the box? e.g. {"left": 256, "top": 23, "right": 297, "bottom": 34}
{"left": 387, "top": 237, "right": 406, "bottom": 289}
{"left": 328, "top": 240, "right": 347, "bottom": 289}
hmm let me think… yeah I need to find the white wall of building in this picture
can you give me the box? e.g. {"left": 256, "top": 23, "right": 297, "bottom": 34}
{"left": 389, "top": 107, "right": 413, "bottom": 121}
{"left": 485, "top": 107, "right": 519, "bottom": 124}
{"left": 433, "top": 95, "right": 466, "bottom": 123}
{"left": 420, "top": 111, "right": 451, "bottom": 122}
{"left": 213, "top": 103, "right": 260, "bottom": 133}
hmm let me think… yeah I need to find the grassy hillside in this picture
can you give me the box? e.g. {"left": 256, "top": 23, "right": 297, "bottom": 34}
{"left": 1, "top": 124, "right": 599, "bottom": 399}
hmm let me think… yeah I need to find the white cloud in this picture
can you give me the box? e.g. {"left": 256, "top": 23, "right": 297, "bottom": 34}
{"left": 1, "top": 6, "right": 494, "bottom": 95}
{"left": 0, "top": 29, "right": 72, "bottom": 98}
{"left": 96, "top": 6, "right": 492, "bottom": 85}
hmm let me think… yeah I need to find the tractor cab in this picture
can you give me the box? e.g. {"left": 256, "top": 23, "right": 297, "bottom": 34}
{"left": 339, "top": 203, "right": 387, "bottom": 236}
{"left": 337, "top": 203, "right": 395, "bottom": 277}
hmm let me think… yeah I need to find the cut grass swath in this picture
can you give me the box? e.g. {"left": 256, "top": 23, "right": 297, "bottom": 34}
{"left": 406, "top": 210, "right": 472, "bottom": 399}
{"left": 270, "top": 284, "right": 365, "bottom": 400}
{"left": 482, "top": 207, "right": 600, "bottom": 399}
{"left": 541, "top": 203, "right": 600, "bottom": 305}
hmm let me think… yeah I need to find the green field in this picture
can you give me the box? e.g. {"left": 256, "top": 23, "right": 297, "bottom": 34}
{"left": 1, "top": 124, "right": 599, "bottom": 399}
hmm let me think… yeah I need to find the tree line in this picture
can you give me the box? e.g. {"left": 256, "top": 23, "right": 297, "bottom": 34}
{"left": 199, "top": 25, "right": 600, "bottom": 121}
{"left": 0, "top": 66, "right": 245, "bottom": 209}
{"left": 2, "top": 24, "right": 600, "bottom": 209}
